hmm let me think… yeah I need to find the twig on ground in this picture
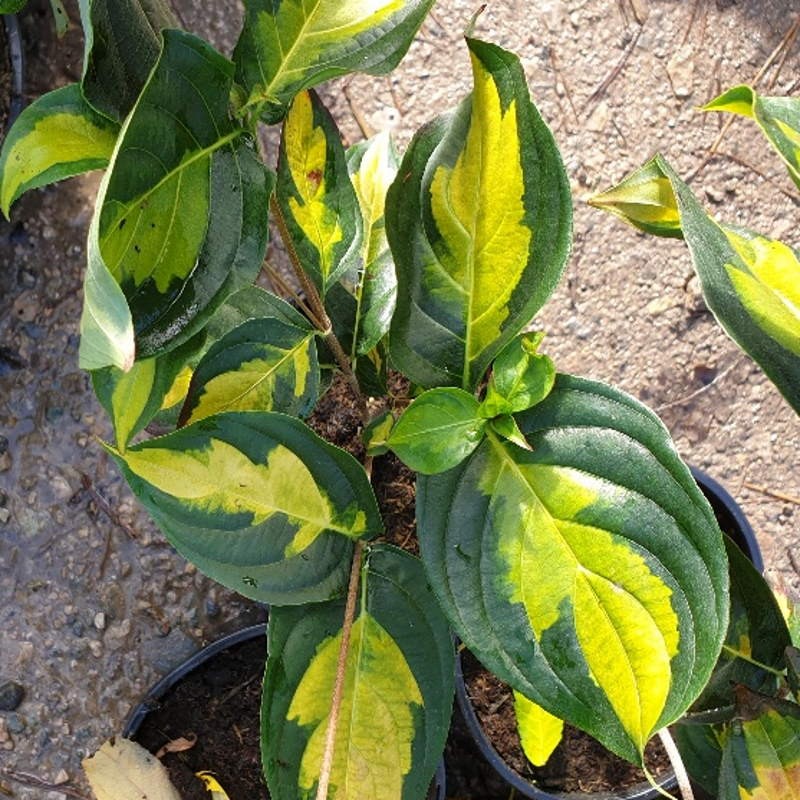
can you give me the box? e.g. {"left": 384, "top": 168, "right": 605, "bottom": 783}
{"left": 655, "top": 356, "right": 742, "bottom": 412}
{"left": 584, "top": 24, "right": 643, "bottom": 113}
{"left": 0, "top": 769, "right": 90, "bottom": 800}
{"left": 744, "top": 483, "right": 800, "bottom": 506}
{"left": 788, "top": 548, "right": 800, "bottom": 576}
{"left": 79, "top": 472, "right": 139, "bottom": 541}
{"left": 682, "top": 0, "right": 702, "bottom": 46}
{"left": 768, "top": 16, "right": 800, "bottom": 89}
{"left": 548, "top": 48, "right": 579, "bottom": 125}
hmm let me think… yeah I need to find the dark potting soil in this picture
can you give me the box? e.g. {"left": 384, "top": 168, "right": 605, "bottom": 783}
{"left": 461, "top": 649, "right": 672, "bottom": 795}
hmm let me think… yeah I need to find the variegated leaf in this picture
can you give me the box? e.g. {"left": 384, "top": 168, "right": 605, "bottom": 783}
{"left": 276, "top": 90, "right": 361, "bottom": 296}
{"left": 345, "top": 132, "right": 400, "bottom": 357}
{"left": 263, "top": 545, "right": 453, "bottom": 800}
{"left": 112, "top": 412, "right": 381, "bottom": 604}
{"left": 387, "top": 38, "right": 571, "bottom": 390}
{"left": 0, "top": 84, "right": 118, "bottom": 217}
{"left": 703, "top": 85, "right": 800, "bottom": 189}
{"left": 234, "top": 0, "right": 435, "bottom": 123}
{"left": 593, "top": 156, "right": 800, "bottom": 414}
{"left": 718, "top": 692, "right": 800, "bottom": 800}
{"left": 93, "top": 332, "right": 205, "bottom": 450}
{"left": 79, "top": 0, "right": 177, "bottom": 122}
{"left": 79, "top": 31, "right": 273, "bottom": 370}
{"left": 178, "top": 317, "right": 319, "bottom": 426}
{"left": 514, "top": 691, "right": 564, "bottom": 768}
{"left": 418, "top": 374, "right": 728, "bottom": 764}
{"left": 587, "top": 157, "right": 682, "bottom": 238}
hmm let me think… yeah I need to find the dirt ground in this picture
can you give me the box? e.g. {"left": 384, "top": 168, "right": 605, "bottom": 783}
{"left": 0, "top": 0, "right": 798, "bottom": 797}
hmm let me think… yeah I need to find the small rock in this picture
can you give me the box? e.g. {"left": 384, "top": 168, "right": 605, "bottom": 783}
{"left": 0, "top": 508, "right": 10, "bottom": 524}
{"left": 5, "top": 713, "right": 24, "bottom": 734}
{"left": 89, "top": 640, "right": 103, "bottom": 658}
{"left": 0, "top": 717, "right": 12, "bottom": 750}
{"left": 142, "top": 629, "right": 199, "bottom": 674}
{"left": 205, "top": 599, "right": 221, "bottom": 619}
{"left": 0, "top": 681, "right": 24, "bottom": 711}
{"left": 54, "top": 769, "right": 70, "bottom": 785}
{"left": 705, "top": 186, "right": 724, "bottom": 204}
{"left": 71, "top": 621, "right": 85, "bottom": 637}
{"left": 0, "top": 452, "right": 10, "bottom": 473}
{"left": 667, "top": 44, "right": 694, "bottom": 99}
{"left": 586, "top": 100, "right": 610, "bottom": 133}
{"left": 646, "top": 296, "right": 678, "bottom": 316}
{"left": 93, "top": 612, "right": 106, "bottom": 631}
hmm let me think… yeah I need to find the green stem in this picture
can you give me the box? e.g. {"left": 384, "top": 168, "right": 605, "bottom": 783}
{"left": 722, "top": 645, "right": 785, "bottom": 677}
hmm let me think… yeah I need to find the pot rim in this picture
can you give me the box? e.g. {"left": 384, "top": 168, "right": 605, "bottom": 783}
{"left": 3, "top": 14, "right": 24, "bottom": 126}
{"left": 454, "top": 465, "right": 762, "bottom": 799}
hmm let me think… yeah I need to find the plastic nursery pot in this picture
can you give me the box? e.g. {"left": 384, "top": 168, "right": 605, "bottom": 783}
{"left": 123, "top": 623, "right": 447, "bottom": 800}
{"left": 455, "top": 467, "right": 762, "bottom": 800}
{"left": 2, "top": 14, "right": 24, "bottom": 129}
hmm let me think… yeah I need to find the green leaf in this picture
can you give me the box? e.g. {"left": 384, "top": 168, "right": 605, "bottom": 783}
{"left": 588, "top": 156, "right": 683, "bottom": 238}
{"left": 93, "top": 331, "right": 205, "bottom": 450}
{"left": 388, "top": 387, "right": 486, "bottom": 474}
{"left": 655, "top": 156, "right": 800, "bottom": 414}
{"left": 479, "top": 332, "right": 556, "bottom": 417}
{"left": 0, "top": 84, "right": 118, "bottom": 217}
{"left": 263, "top": 545, "right": 454, "bottom": 800}
{"left": 673, "top": 722, "right": 723, "bottom": 798}
{"left": 234, "top": 0, "right": 435, "bottom": 123}
{"left": 207, "top": 286, "right": 315, "bottom": 340}
{"left": 703, "top": 84, "right": 800, "bottom": 189}
{"left": 363, "top": 410, "right": 394, "bottom": 457}
{"left": 719, "top": 691, "right": 800, "bottom": 800}
{"left": 489, "top": 414, "right": 531, "bottom": 450}
{"left": 387, "top": 38, "right": 571, "bottom": 391}
{"left": 0, "top": 0, "right": 27, "bottom": 11}
{"left": 80, "top": 30, "right": 273, "bottom": 369}
{"left": 49, "top": 0, "right": 69, "bottom": 37}
{"left": 178, "top": 318, "right": 319, "bottom": 426}
{"left": 276, "top": 90, "right": 361, "bottom": 296}
{"left": 689, "top": 536, "right": 791, "bottom": 717}
{"left": 418, "top": 374, "right": 729, "bottom": 764}
{"left": 78, "top": 0, "right": 177, "bottom": 122}
{"left": 112, "top": 412, "right": 382, "bottom": 604}
{"left": 345, "top": 132, "right": 400, "bottom": 358}
{"left": 514, "top": 691, "right": 563, "bottom": 767}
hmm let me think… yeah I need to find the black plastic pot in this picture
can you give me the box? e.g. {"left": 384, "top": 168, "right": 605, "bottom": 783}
{"left": 124, "top": 623, "right": 447, "bottom": 800}
{"left": 455, "top": 467, "right": 762, "bottom": 800}
{"left": 2, "top": 14, "right": 24, "bottom": 127}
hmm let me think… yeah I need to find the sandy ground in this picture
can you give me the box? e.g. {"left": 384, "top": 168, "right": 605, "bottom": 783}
{"left": 0, "top": 0, "right": 798, "bottom": 797}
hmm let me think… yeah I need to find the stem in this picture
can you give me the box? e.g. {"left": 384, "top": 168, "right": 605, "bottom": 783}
{"left": 269, "top": 195, "right": 367, "bottom": 422}
{"left": 314, "top": 538, "right": 366, "bottom": 800}
{"left": 721, "top": 645, "right": 785, "bottom": 677}
{"left": 656, "top": 728, "right": 695, "bottom": 800}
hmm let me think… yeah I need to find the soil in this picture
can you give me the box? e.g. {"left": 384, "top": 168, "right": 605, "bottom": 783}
{"left": 0, "top": 22, "right": 11, "bottom": 134}
{"left": 461, "top": 650, "right": 671, "bottom": 796}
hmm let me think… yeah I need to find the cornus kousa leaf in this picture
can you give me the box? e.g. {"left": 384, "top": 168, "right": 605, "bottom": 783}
{"left": 93, "top": 332, "right": 205, "bottom": 451}
{"left": 79, "top": 31, "right": 273, "bottom": 371}
{"left": 479, "top": 331, "right": 556, "bottom": 418}
{"left": 387, "top": 38, "right": 571, "bottom": 391}
{"left": 276, "top": 90, "right": 361, "bottom": 296}
{"left": 263, "top": 545, "right": 454, "bottom": 800}
{"left": 234, "top": 0, "right": 435, "bottom": 123}
{"left": 178, "top": 317, "right": 320, "bottom": 426}
{"left": 79, "top": 0, "right": 178, "bottom": 122}
{"left": 703, "top": 85, "right": 800, "bottom": 189}
{"left": 514, "top": 691, "right": 564, "bottom": 768}
{"left": 717, "top": 691, "right": 800, "bottom": 800}
{"left": 587, "top": 157, "right": 682, "bottom": 238}
{"left": 388, "top": 388, "right": 486, "bottom": 475}
{"left": 0, "top": 84, "right": 118, "bottom": 217}
{"left": 112, "top": 412, "right": 382, "bottom": 604}
{"left": 418, "top": 374, "right": 728, "bottom": 764}
{"left": 656, "top": 157, "right": 800, "bottom": 414}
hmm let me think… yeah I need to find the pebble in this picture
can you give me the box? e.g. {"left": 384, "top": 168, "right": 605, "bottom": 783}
{"left": 55, "top": 769, "right": 70, "bottom": 784}
{"left": 0, "top": 452, "right": 10, "bottom": 473}
{"left": 89, "top": 640, "right": 103, "bottom": 658}
{"left": 93, "top": 612, "right": 106, "bottom": 631}
{"left": 0, "top": 508, "right": 9, "bottom": 524}
{"left": 142, "top": 629, "right": 199, "bottom": 674}
{"left": 0, "top": 717, "right": 12, "bottom": 750}
{"left": 5, "top": 713, "right": 25, "bottom": 734}
{"left": 666, "top": 44, "right": 694, "bottom": 99}
{"left": 0, "top": 681, "right": 25, "bottom": 711}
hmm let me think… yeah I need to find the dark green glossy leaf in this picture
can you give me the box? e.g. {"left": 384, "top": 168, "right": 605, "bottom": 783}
{"left": 276, "top": 90, "right": 361, "bottom": 296}
{"left": 112, "top": 412, "right": 382, "bottom": 604}
{"left": 234, "top": 0, "right": 435, "bottom": 123}
{"left": 207, "top": 286, "right": 314, "bottom": 340}
{"left": 78, "top": 0, "right": 177, "bottom": 121}
{"left": 178, "top": 318, "right": 319, "bottom": 425}
{"left": 388, "top": 387, "right": 486, "bottom": 474}
{"left": 387, "top": 38, "right": 571, "bottom": 390}
{"left": 0, "top": 84, "right": 118, "bottom": 217}
{"left": 418, "top": 374, "right": 728, "bottom": 764}
{"left": 673, "top": 722, "right": 723, "bottom": 798}
{"left": 262, "top": 545, "right": 454, "bottom": 800}
{"left": 479, "top": 332, "right": 555, "bottom": 417}
{"left": 79, "top": 31, "right": 273, "bottom": 370}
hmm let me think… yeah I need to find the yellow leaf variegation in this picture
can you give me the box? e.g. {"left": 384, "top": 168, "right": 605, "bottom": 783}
{"left": 514, "top": 691, "right": 564, "bottom": 767}
{"left": 387, "top": 37, "right": 571, "bottom": 390}
{"left": 290, "top": 614, "right": 422, "bottom": 798}
{"left": 264, "top": 546, "right": 454, "bottom": 800}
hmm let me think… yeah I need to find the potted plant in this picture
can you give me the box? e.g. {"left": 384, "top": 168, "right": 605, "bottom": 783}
{"left": 1, "top": 2, "right": 796, "bottom": 799}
